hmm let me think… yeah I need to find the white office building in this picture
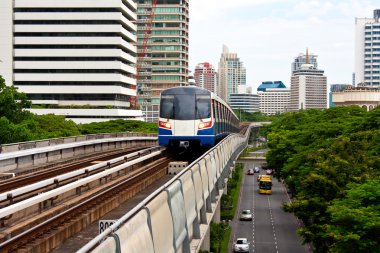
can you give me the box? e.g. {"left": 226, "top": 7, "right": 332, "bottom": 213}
{"left": 0, "top": 0, "right": 143, "bottom": 123}
{"left": 355, "top": 9, "right": 380, "bottom": 87}
{"left": 229, "top": 93, "right": 259, "bottom": 114}
{"left": 257, "top": 81, "right": 290, "bottom": 115}
{"left": 289, "top": 64, "right": 327, "bottom": 111}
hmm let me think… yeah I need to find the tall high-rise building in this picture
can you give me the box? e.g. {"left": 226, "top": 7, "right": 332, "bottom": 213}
{"left": 217, "top": 45, "right": 246, "bottom": 103}
{"left": 0, "top": 0, "right": 142, "bottom": 123}
{"left": 257, "top": 81, "right": 290, "bottom": 115}
{"left": 292, "top": 49, "right": 318, "bottom": 74}
{"left": 136, "top": 0, "right": 189, "bottom": 122}
{"left": 355, "top": 9, "right": 380, "bottom": 87}
{"left": 289, "top": 52, "right": 327, "bottom": 111}
{"left": 194, "top": 62, "right": 217, "bottom": 93}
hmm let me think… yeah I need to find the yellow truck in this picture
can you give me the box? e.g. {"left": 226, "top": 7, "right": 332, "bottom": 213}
{"left": 258, "top": 175, "right": 272, "bottom": 194}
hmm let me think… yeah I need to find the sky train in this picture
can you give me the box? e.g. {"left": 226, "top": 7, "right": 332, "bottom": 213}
{"left": 158, "top": 86, "right": 239, "bottom": 148}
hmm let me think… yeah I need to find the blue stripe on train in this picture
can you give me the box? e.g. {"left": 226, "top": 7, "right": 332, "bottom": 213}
{"left": 158, "top": 135, "right": 216, "bottom": 146}
{"left": 158, "top": 128, "right": 172, "bottom": 135}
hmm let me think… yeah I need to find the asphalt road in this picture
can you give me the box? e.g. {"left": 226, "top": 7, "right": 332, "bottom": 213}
{"left": 230, "top": 165, "right": 309, "bottom": 253}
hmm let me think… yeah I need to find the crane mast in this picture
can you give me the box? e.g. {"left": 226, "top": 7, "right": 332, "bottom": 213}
{"left": 132, "top": 0, "right": 157, "bottom": 109}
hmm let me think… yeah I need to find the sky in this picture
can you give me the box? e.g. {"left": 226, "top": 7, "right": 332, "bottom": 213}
{"left": 189, "top": 0, "right": 379, "bottom": 91}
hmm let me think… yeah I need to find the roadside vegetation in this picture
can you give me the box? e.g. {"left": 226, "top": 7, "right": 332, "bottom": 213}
{"left": 0, "top": 76, "right": 157, "bottom": 145}
{"left": 263, "top": 106, "right": 380, "bottom": 253}
{"left": 207, "top": 164, "right": 243, "bottom": 253}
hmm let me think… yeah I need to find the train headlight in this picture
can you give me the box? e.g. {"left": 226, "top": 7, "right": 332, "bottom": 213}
{"left": 159, "top": 120, "right": 172, "bottom": 129}
{"left": 198, "top": 121, "right": 212, "bottom": 129}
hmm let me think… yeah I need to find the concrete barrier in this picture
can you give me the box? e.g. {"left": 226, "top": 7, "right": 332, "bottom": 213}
{"left": 146, "top": 192, "right": 175, "bottom": 253}
{"left": 179, "top": 170, "right": 200, "bottom": 240}
{"left": 116, "top": 209, "right": 154, "bottom": 253}
{"left": 190, "top": 164, "right": 206, "bottom": 225}
{"left": 91, "top": 237, "right": 117, "bottom": 253}
{"left": 167, "top": 181, "right": 190, "bottom": 253}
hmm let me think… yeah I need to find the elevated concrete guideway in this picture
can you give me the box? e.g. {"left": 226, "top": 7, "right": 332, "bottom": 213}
{"left": 0, "top": 133, "right": 157, "bottom": 173}
{"left": 78, "top": 124, "right": 263, "bottom": 253}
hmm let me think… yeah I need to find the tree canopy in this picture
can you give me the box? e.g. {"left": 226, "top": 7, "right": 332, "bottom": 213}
{"left": 0, "top": 75, "right": 157, "bottom": 145}
{"left": 264, "top": 106, "right": 380, "bottom": 252}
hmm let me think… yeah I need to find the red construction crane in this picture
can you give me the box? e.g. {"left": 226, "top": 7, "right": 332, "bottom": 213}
{"left": 132, "top": 0, "right": 157, "bottom": 109}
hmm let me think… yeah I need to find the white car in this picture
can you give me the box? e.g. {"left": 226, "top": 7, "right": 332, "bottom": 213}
{"left": 254, "top": 167, "right": 260, "bottom": 173}
{"left": 234, "top": 238, "right": 250, "bottom": 252}
{"left": 239, "top": 209, "right": 253, "bottom": 221}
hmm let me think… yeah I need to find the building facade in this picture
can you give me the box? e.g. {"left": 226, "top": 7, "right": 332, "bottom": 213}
{"left": 257, "top": 81, "right": 290, "bottom": 115}
{"left": 292, "top": 50, "right": 318, "bottom": 74}
{"left": 194, "top": 62, "right": 217, "bottom": 93}
{"left": 136, "top": 0, "right": 189, "bottom": 122}
{"left": 355, "top": 9, "right": 380, "bottom": 87}
{"left": 329, "top": 84, "right": 352, "bottom": 107}
{"left": 229, "top": 93, "right": 260, "bottom": 114}
{"left": 332, "top": 86, "right": 380, "bottom": 111}
{"left": 0, "top": 0, "right": 143, "bottom": 123}
{"left": 217, "top": 45, "right": 246, "bottom": 103}
{"left": 289, "top": 64, "right": 327, "bottom": 111}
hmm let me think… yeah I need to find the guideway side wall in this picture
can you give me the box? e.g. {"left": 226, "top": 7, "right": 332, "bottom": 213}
{"left": 80, "top": 126, "right": 254, "bottom": 253}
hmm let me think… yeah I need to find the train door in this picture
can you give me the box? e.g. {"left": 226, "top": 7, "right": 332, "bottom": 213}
{"left": 172, "top": 94, "right": 196, "bottom": 136}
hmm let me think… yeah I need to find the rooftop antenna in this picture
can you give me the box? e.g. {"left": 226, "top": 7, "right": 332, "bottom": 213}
{"left": 306, "top": 48, "right": 309, "bottom": 64}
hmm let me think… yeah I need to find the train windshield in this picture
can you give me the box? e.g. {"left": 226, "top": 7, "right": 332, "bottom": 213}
{"left": 160, "top": 94, "right": 211, "bottom": 120}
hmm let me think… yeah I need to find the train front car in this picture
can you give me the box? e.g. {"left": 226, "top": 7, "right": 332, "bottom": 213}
{"left": 158, "top": 87, "right": 215, "bottom": 149}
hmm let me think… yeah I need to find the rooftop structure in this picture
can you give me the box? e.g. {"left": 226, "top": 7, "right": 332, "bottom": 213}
{"left": 257, "top": 81, "right": 287, "bottom": 91}
{"left": 292, "top": 49, "right": 318, "bottom": 74}
{"left": 332, "top": 86, "right": 380, "bottom": 111}
{"left": 329, "top": 84, "right": 352, "bottom": 107}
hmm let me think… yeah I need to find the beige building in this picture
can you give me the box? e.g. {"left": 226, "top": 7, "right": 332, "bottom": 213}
{"left": 136, "top": 0, "right": 189, "bottom": 122}
{"left": 289, "top": 64, "right": 327, "bottom": 111}
{"left": 217, "top": 45, "right": 246, "bottom": 103}
{"left": 332, "top": 87, "right": 380, "bottom": 111}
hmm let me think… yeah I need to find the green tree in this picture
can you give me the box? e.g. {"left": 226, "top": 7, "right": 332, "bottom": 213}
{"left": 0, "top": 75, "right": 32, "bottom": 123}
{"left": 35, "top": 114, "right": 80, "bottom": 138}
{"left": 210, "top": 223, "right": 226, "bottom": 253}
{"left": 326, "top": 180, "right": 380, "bottom": 253}
{"left": 0, "top": 117, "right": 34, "bottom": 144}
{"left": 264, "top": 106, "right": 380, "bottom": 252}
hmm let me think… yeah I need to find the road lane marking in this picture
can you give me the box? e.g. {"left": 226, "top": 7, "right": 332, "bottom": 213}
{"left": 267, "top": 195, "right": 279, "bottom": 253}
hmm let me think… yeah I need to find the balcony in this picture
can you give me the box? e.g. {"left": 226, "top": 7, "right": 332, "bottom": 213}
{"left": 141, "top": 86, "right": 152, "bottom": 91}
